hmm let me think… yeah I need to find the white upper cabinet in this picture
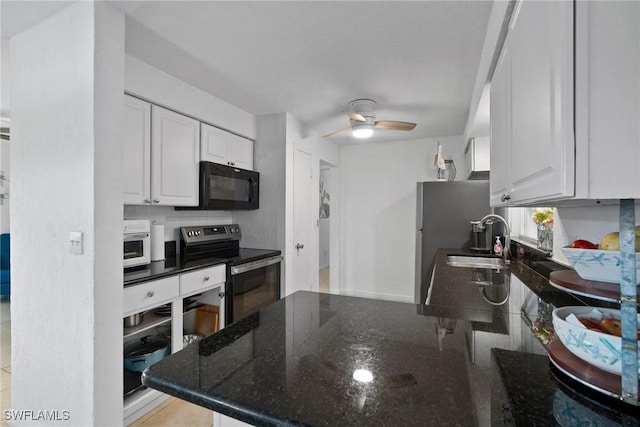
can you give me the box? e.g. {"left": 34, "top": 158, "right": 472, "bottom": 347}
{"left": 124, "top": 97, "right": 199, "bottom": 206}
{"left": 123, "top": 95, "right": 151, "bottom": 205}
{"left": 490, "top": 1, "right": 640, "bottom": 206}
{"left": 201, "top": 123, "right": 254, "bottom": 170}
{"left": 151, "top": 105, "right": 200, "bottom": 206}
{"left": 490, "top": 0, "right": 574, "bottom": 206}
{"left": 489, "top": 39, "right": 511, "bottom": 207}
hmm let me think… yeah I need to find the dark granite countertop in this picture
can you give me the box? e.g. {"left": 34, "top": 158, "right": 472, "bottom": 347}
{"left": 124, "top": 248, "right": 281, "bottom": 287}
{"left": 142, "top": 245, "right": 638, "bottom": 426}
{"left": 124, "top": 254, "right": 227, "bottom": 286}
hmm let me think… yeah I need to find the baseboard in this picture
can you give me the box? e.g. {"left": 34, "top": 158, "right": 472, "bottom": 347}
{"left": 337, "top": 288, "right": 414, "bottom": 304}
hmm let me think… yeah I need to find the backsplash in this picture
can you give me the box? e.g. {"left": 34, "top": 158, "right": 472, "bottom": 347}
{"left": 124, "top": 205, "right": 232, "bottom": 253}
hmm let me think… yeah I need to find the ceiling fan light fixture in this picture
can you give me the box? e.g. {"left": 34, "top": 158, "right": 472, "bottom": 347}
{"left": 352, "top": 124, "right": 374, "bottom": 139}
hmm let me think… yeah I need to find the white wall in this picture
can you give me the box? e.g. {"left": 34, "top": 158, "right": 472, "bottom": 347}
{"left": 0, "top": 121, "right": 8, "bottom": 234}
{"left": 1, "top": 39, "right": 10, "bottom": 233}
{"left": 11, "top": 3, "right": 123, "bottom": 425}
{"left": 1, "top": 38, "right": 9, "bottom": 120}
{"left": 339, "top": 135, "right": 466, "bottom": 302}
{"left": 125, "top": 55, "right": 256, "bottom": 140}
{"left": 233, "top": 114, "right": 287, "bottom": 252}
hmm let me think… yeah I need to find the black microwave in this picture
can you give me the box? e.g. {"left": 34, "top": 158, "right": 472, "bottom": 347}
{"left": 194, "top": 161, "right": 259, "bottom": 210}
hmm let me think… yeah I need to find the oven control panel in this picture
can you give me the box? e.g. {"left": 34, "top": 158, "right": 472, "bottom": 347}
{"left": 181, "top": 224, "right": 241, "bottom": 245}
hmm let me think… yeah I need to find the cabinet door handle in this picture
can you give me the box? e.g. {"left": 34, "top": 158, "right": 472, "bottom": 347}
{"left": 203, "top": 276, "right": 210, "bottom": 282}
{"left": 144, "top": 198, "right": 151, "bottom": 204}
{"left": 501, "top": 194, "right": 511, "bottom": 202}
{"left": 147, "top": 291, "right": 155, "bottom": 298}
{"left": 153, "top": 199, "right": 160, "bottom": 204}
{"left": 218, "top": 291, "right": 225, "bottom": 299}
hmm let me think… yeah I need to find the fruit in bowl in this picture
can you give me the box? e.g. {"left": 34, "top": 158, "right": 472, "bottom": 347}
{"left": 570, "top": 239, "right": 598, "bottom": 249}
{"left": 553, "top": 306, "right": 640, "bottom": 375}
{"left": 598, "top": 227, "right": 640, "bottom": 251}
{"left": 563, "top": 227, "right": 640, "bottom": 283}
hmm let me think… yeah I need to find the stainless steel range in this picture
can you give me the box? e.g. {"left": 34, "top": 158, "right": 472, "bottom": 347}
{"left": 180, "top": 224, "right": 281, "bottom": 325}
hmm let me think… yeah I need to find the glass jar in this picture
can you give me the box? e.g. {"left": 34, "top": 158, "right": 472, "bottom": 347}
{"left": 537, "top": 223, "right": 553, "bottom": 252}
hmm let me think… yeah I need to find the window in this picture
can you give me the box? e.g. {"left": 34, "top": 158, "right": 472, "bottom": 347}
{"left": 511, "top": 207, "right": 554, "bottom": 246}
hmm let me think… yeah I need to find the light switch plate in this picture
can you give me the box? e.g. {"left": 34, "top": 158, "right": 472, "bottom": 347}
{"left": 69, "top": 231, "right": 83, "bottom": 255}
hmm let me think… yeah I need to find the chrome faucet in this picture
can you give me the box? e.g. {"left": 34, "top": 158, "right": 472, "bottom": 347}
{"left": 479, "top": 213, "right": 510, "bottom": 264}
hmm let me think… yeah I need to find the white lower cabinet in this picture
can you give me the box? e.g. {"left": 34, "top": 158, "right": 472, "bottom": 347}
{"left": 123, "top": 265, "right": 226, "bottom": 425}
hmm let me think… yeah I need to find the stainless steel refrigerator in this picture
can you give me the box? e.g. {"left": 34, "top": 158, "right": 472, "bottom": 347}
{"left": 415, "top": 180, "right": 491, "bottom": 304}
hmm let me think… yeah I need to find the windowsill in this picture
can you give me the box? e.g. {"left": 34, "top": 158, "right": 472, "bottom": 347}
{"left": 511, "top": 235, "right": 573, "bottom": 269}
{"left": 511, "top": 235, "right": 541, "bottom": 250}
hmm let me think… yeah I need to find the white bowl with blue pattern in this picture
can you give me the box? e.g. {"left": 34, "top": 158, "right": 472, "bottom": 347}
{"left": 561, "top": 247, "right": 640, "bottom": 284}
{"left": 553, "top": 306, "right": 639, "bottom": 376}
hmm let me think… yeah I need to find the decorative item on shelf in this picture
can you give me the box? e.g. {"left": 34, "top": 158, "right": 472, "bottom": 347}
{"left": 531, "top": 298, "right": 554, "bottom": 345}
{"left": 533, "top": 208, "right": 554, "bottom": 252}
{"left": 434, "top": 141, "right": 456, "bottom": 181}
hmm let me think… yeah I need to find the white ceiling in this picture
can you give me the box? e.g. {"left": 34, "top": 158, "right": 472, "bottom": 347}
{"left": 2, "top": 1, "right": 494, "bottom": 143}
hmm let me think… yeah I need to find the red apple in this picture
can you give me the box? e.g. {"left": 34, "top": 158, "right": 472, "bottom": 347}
{"left": 570, "top": 239, "right": 598, "bottom": 249}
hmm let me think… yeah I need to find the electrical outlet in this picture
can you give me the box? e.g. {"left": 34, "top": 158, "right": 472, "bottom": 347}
{"left": 69, "top": 231, "right": 83, "bottom": 255}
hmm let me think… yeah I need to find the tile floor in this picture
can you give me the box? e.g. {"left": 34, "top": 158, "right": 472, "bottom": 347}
{"left": 1, "top": 298, "right": 11, "bottom": 427}
{"left": 319, "top": 267, "right": 330, "bottom": 293}
{"left": 129, "top": 397, "right": 213, "bottom": 427}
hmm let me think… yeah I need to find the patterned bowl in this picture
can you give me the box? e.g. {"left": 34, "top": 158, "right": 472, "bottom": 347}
{"left": 552, "top": 306, "right": 639, "bottom": 375}
{"left": 561, "top": 247, "right": 640, "bottom": 284}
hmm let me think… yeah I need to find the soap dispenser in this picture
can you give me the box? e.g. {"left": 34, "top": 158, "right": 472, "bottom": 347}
{"left": 494, "top": 236, "right": 503, "bottom": 256}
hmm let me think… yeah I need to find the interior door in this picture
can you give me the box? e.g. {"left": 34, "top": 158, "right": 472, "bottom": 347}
{"left": 293, "top": 149, "right": 313, "bottom": 293}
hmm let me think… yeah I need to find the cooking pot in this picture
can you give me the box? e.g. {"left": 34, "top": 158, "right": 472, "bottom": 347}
{"left": 123, "top": 312, "right": 143, "bottom": 328}
{"left": 124, "top": 335, "right": 170, "bottom": 372}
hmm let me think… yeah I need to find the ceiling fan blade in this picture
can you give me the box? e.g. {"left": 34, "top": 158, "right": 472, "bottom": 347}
{"left": 346, "top": 111, "right": 366, "bottom": 122}
{"left": 322, "top": 126, "right": 351, "bottom": 138}
{"left": 374, "top": 120, "right": 417, "bottom": 131}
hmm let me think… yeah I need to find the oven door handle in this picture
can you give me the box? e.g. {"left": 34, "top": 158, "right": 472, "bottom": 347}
{"left": 124, "top": 233, "right": 150, "bottom": 240}
{"left": 230, "top": 256, "right": 281, "bottom": 276}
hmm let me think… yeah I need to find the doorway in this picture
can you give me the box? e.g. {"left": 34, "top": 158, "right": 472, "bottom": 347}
{"left": 318, "top": 162, "right": 331, "bottom": 293}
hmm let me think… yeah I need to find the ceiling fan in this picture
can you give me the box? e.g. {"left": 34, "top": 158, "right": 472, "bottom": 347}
{"left": 322, "top": 99, "right": 416, "bottom": 139}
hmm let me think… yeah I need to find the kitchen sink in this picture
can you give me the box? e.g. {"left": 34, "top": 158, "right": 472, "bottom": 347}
{"left": 446, "top": 255, "right": 508, "bottom": 270}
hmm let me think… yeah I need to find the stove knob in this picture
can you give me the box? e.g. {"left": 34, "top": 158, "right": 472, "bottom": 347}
{"left": 188, "top": 231, "right": 193, "bottom": 237}
{"left": 195, "top": 231, "right": 200, "bottom": 236}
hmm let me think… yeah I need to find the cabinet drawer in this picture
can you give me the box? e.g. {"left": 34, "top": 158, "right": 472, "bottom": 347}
{"left": 124, "top": 276, "right": 179, "bottom": 315}
{"left": 180, "top": 265, "right": 226, "bottom": 296}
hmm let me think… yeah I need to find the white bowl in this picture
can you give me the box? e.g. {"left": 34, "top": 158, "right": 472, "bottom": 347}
{"left": 552, "top": 306, "right": 640, "bottom": 375}
{"left": 561, "top": 247, "right": 640, "bottom": 284}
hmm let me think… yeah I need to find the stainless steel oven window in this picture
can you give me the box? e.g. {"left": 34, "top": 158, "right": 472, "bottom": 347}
{"left": 230, "top": 259, "right": 281, "bottom": 323}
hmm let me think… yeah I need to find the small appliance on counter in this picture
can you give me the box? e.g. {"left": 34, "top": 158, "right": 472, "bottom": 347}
{"left": 123, "top": 220, "right": 151, "bottom": 268}
{"left": 150, "top": 222, "right": 165, "bottom": 261}
{"left": 470, "top": 220, "right": 493, "bottom": 254}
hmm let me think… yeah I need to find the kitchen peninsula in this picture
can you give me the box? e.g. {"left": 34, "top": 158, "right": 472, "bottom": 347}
{"left": 142, "top": 247, "right": 639, "bottom": 425}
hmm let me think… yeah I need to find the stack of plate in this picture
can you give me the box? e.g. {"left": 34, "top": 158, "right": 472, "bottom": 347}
{"left": 151, "top": 296, "right": 199, "bottom": 316}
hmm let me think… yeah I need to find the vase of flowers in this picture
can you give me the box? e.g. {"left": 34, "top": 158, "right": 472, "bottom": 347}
{"left": 533, "top": 208, "right": 554, "bottom": 252}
